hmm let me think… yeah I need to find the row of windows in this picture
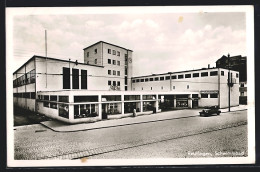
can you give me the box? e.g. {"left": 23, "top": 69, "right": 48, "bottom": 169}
{"left": 201, "top": 93, "right": 218, "bottom": 98}
{"left": 86, "top": 49, "right": 98, "bottom": 57}
{"left": 133, "top": 71, "right": 239, "bottom": 83}
{"left": 38, "top": 95, "right": 69, "bottom": 102}
{"left": 108, "top": 70, "right": 121, "bottom": 76}
{"left": 108, "top": 59, "right": 120, "bottom": 66}
{"left": 108, "top": 80, "right": 121, "bottom": 86}
{"left": 13, "top": 92, "right": 36, "bottom": 99}
{"left": 13, "top": 69, "right": 36, "bottom": 88}
{"left": 136, "top": 85, "right": 190, "bottom": 91}
{"left": 108, "top": 49, "right": 121, "bottom": 56}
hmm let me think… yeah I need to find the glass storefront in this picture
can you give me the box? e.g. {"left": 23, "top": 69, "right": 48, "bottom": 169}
{"left": 143, "top": 101, "right": 155, "bottom": 112}
{"left": 124, "top": 102, "right": 141, "bottom": 113}
{"left": 74, "top": 104, "right": 98, "bottom": 119}
{"left": 176, "top": 100, "right": 188, "bottom": 107}
{"left": 59, "top": 104, "right": 69, "bottom": 118}
{"left": 102, "top": 103, "right": 122, "bottom": 115}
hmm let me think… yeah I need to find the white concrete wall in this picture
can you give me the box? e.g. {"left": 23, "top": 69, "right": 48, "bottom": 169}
{"left": 84, "top": 43, "right": 102, "bottom": 66}
{"left": 35, "top": 57, "right": 107, "bottom": 91}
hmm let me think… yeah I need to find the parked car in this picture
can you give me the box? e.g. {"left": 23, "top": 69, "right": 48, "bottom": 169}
{"left": 199, "top": 105, "right": 221, "bottom": 117}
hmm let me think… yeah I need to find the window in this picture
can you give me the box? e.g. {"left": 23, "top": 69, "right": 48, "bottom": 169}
{"left": 102, "top": 95, "right": 121, "bottom": 101}
{"left": 178, "top": 75, "right": 184, "bottom": 79}
{"left": 94, "top": 49, "right": 97, "bottom": 54}
{"left": 113, "top": 60, "right": 116, "bottom": 65}
{"left": 210, "top": 71, "right": 218, "bottom": 76}
{"left": 113, "top": 50, "right": 116, "bottom": 55}
{"left": 108, "top": 59, "right": 111, "bottom": 64}
{"left": 125, "top": 67, "right": 128, "bottom": 75}
{"left": 72, "top": 68, "right": 79, "bottom": 89}
{"left": 149, "top": 78, "right": 154, "bottom": 81}
{"left": 81, "top": 70, "right": 87, "bottom": 89}
{"left": 113, "top": 70, "right": 116, "bottom": 75}
{"left": 113, "top": 81, "right": 116, "bottom": 86}
{"left": 185, "top": 74, "right": 191, "bottom": 78}
{"left": 125, "top": 86, "right": 128, "bottom": 90}
{"left": 187, "top": 85, "right": 189, "bottom": 89}
{"left": 23, "top": 93, "right": 30, "bottom": 98}
{"left": 241, "top": 92, "right": 244, "bottom": 96}
{"left": 117, "top": 61, "right": 120, "bottom": 66}
{"left": 221, "top": 71, "right": 224, "bottom": 76}
{"left": 201, "top": 94, "right": 208, "bottom": 98}
{"left": 142, "top": 87, "right": 143, "bottom": 90}
{"left": 94, "top": 59, "right": 97, "bottom": 64}
{"left": 165, "top": 76, "right": 170, "bottom": 80}
{"left": 59, "top": 96, "right": 69, "bottom": 102}
{"left": 161, "top": 86, "right": 163, "bottom": 90}
{"left": 31, "top": 92, "right": 36, "bottom": 99}
{"left": 117, "top": 71, "right": 120, "bottom": 76}
{"left": 124, "top": 95, "right": 140, "bottom": 100}
{"left": 59, "top": 104, "right": 69, "bottom": 119}
{"left": 155, "top": 77, "right": 159, "bottom": 81}
{"left": 63, "top": 67, "right": 70, "bottom": 89}
{"left": 43, "top": 95, "right": 49, "bottom": 107}
{"left": 141, "top": 79, "right": 144, "bottom": 82}
{"left": 117, "top": 51, "right": 120, "bottom": 56}
{"left": 236, "top": 73, "right": 239, "bottom": 78}
{"left": 132, "top": 80, "right": 136, "bottom": 83}
{"left": 143, "top": 95, "right": 156, "bottom": 100}
{"left": 108, "top": 49, "right": 111, "bottom": 54}
{"left": 192, "top": 94, "right": 198, "bottom": 98}
{"left": 108, "top": 70, "right": 111, "bottom": 75}
{"left": 160, "top": 77, "right": 165, "bottom": 81}
{"left": 108, "top": 80, "right": 111, "bottom": 85}
{"left": 74, "top": 96, "right": 98, "bottom": 102}
{"left": 201, "top": 72, "right": 208, "bottom": 77}
{"left": 136, "top": 79, "right": 140, "bottom": 82}
{"left": 151, "top": 87, "right": 153, "bottom": 90}
{"left": 125, "top": 76, "right": 128, "bottom": 85}
{"left": 210, "top": 94, "right": 218, "bottom": 98}
{"left": 193, "top": 73, "right": 199, "bottom": 77}
{"left": 145, "top": 78, "right": 149, "bottom": 82}
{"left": 117, "top": 81, "right": 120, "bottom": 86}
{"left": 50, "top": 95, "right": 57, "bottom": 109}
{"left": 171, "top": 75, "right": 177, "bottom": 79}
{"left": 86, "top": 52, "right": 89, "bottom": 57}
{"left": 30, "top": 69, "right": 36, "bottom": 83}
{"left": 173, "top": 86, "right": 175, "bottom": 89}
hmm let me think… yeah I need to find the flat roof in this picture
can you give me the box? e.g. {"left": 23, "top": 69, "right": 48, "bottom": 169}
{"left": 83, "top": 41, "right": 133, "bottom": 52}
{"left": 132, "top": 67, "right": 234, "bottom": 79}
{"left": 13, "top": 55, "right": 104, "bottom": 74}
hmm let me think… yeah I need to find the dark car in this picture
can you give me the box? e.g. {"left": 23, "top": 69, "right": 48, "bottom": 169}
{"left": 199, "top": 105, "right": 221, "bottom": 117}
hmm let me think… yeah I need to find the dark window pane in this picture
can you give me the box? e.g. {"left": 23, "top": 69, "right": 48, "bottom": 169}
{"left": 201, "top": 94, "right": 208, "bottom": 98}
{"left": 160, "top": 77, "right": 164, "bottom": 80}
{"left": 72, "top": 69, "right": 79, "bottom": 89}
{"left": 185, "top": 74, "right": 191, "bottom": 78}
{"left": 149, "top": 78, "right": 154, "bottom": 81}
{"left": 81, "top": 70, "right": 87, "bottom": 89}
{"left": 171, "top": 75, "right": 177, "bottom": 79}
{"left": 210, "top": 94, "right": 218, "bottom": 98}
{"left": 201, "top": 72, "right": 208, "bottom": 77}
{"left": 165, "top": 76, "right": 170, "bottom": 80}
{"left": 210, "top": 71, "right": 218, "bottom": 76}
{"left": 193, "top": 73, "right": 199, "bottom": 77}
{"left": 74, "top": 96, "right": 98, "bottom": 102}
{"left": 59, "top": 104, "right": 69, "bottom": 118}
{"left": 63, "top": 67, "right": 70, "bottom": 89}
{"left": 59, "top": 96, "right": 69, "bottom": 102}
{"left": 178, "top": 75, "right": 184, "bottom": 79}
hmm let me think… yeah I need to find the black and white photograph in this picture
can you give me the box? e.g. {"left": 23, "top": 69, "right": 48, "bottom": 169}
{"left": 6, "top": 6, "right": 255, "bottom": 166}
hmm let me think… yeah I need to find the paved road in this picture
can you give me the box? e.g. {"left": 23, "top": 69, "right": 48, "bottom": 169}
{"left": 14, "top": 110, "right": 247, "bottom": 160}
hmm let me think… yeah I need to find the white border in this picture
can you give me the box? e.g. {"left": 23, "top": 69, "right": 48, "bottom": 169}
{"left": 6, "top": 5, "right": 255, "bottom": 167}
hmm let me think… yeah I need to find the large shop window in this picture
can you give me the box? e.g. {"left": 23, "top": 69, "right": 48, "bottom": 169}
{"left": 176, "top": 100, "right": 188, "bottom": 107}
{"left": 72, "top": 68, "right": 79, "bottom": 89}
{"left": 59, "top": 104, "right": 69, "bottom": 119}
{"left": 81, "top": 70, "right": 87, "bottom": 89}
{"left": 143, "top": 102, "right": 154, "bottom": 112}
{"left": 74, "top": 104, "right": 98, "bottom": 119}
{"left": 63, "top": 67, "right": 70, "bottom": 89}
{"left": 124, "top": 102, "right": 140, "bottom": 113}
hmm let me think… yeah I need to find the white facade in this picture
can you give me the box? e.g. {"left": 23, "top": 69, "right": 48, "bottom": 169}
{"left": 132, "top": 68, "right": 239, "bottom": 108}
{"left": 13, "top": 41, "right": 240, "bottom": 124}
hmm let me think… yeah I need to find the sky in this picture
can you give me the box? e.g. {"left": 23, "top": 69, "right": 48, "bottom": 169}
{"left": 12, "top": 11, "right": 246, "bottom": 77}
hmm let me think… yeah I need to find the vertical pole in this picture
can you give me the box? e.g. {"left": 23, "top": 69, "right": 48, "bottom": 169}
{"left": 45, "top": 30, "right": 47, "bottom": 88}
{"left": 228, "top": 53, "right": 230, "bottom": 112}
{"left": 170, "top": 73, "right": 172, "bottom": 91}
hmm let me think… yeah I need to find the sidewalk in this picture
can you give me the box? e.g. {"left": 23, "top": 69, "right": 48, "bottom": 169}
{"left": 40, "top": 105, "right": 247, "bottom": 132}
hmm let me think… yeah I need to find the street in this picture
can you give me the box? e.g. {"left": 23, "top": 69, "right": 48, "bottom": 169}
{"left": 14, "top": 109, "right": 248, "bottom": 160}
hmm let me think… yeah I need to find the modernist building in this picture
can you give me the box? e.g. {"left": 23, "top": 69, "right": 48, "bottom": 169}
{"left": 216, "top": 54, "right": 247, "bottom": 104}
{"left": 13, "top": 41, "right": 240, "bottom": 124}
